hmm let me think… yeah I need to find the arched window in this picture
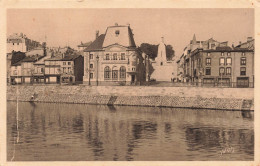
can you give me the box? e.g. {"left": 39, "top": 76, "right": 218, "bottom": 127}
{"left": 104, "top": 66, "right": 111, "bottom": 80}
{"left": 120, "top": 66, "right": 126, "bottom": 79}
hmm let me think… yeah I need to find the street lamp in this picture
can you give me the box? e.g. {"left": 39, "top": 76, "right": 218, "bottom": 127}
{"left": 96, "top": 55, "right": 99, "bottom": 86}
{"left": 86, "top": 68, "right": 90, "bottom": 85}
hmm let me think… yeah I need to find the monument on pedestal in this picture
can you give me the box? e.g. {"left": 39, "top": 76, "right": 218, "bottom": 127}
{"left": 150, "top": 37, "right": 175, "bottom": 82}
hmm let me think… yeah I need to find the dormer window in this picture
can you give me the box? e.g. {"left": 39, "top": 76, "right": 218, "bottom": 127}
{"left": 115, "top": 30, "right": 120, "bottom": 37}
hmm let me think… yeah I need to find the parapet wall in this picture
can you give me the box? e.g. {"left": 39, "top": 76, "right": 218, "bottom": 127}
{"left": 7, "top": 85, "right": 254, "bottom": 110}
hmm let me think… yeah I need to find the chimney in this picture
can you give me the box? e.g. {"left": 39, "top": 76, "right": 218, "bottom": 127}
{"left": 96, "top": 30, "right": 99, "bottom": 39}
{"left": 247, "top": 37, "right": 253, "bottom": 42}
{"left": 161, "top": 37, "right": 164, "bottom": 43}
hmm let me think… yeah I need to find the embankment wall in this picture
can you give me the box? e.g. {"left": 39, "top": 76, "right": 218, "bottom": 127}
{"left": 6, "top": 85, "right": 254, "bottom": 110}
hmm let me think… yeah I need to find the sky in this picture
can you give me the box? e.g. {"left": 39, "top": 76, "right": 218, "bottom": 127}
{"left": 7, "top": 8, "right": 254, "bottom": 58}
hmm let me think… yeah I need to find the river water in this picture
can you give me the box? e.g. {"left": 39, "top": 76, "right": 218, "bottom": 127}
{"left": 7, "top": 101, "right": 254, "bottom": 161}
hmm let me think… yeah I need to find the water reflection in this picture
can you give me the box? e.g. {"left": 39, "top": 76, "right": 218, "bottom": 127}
{"left": 7, "top": 102, "right": 254, "bottom": 161}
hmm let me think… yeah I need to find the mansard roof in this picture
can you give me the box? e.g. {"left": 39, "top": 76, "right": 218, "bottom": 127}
{"left": 84, "top": 34, "right": 105, "bottom": 52}
{"left": 103, "top": 25, "right": 136, "bottom": 48}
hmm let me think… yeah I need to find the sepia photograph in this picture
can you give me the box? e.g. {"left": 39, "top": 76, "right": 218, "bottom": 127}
{"left": 4, "top": 7, "right": 255, "bottom": 162}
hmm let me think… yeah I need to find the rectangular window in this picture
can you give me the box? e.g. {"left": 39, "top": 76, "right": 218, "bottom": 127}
{"left": 90, "top": 73, "right": 93, "bottom": 79}
{"left": 90, "top": 54, "right": 93, "bottom": 59}
{"left": 113, "top": 53, "right": 117, "bottom": 60}
{"left": 219, "top": 67, "right": 225, "bottom": 75}
{"left": 226, "top": 58, "right": 232, "bottom": 65}
{"left": 227, "top": 52, "right": 231, "bottom": 56}
{"left": 241, "top": 57, "right": 246, "bottom": 65}
{"left": 63, "top": 67, "right": 66, "bottom": 73}
{"left": 90, "top": 64, "right": 93, "bottom": 68}
{"left": 197, "top": 58, "right": 201, "bottom": 67}
{"left": 221, "top": 52, "right": 224, "bottom": 56}
{"left": 206, "top": 58, "right": 211, "bottom": 66}
{"left": 240, "top": 67, "right": 246, "bottom": 75}
{"left": 242, "top": 52, "right": 245, "bottom": 56}
{"left": 50, "top": 67, "right": 55, "bottom": 74}
{"left": 55, "top": 68, "right": 60, "bottom": 74}
{"left": 226, "top": 67, "right": 231, "bottom": 75}
{"left": 219, "top": 58, "right": 225, "bottom": 65}
{"left": 63, "top": 62, "right": 66, "bottom": 65}
{"left": 37, "top": 67, "right": 41, "bottom": 73}
{"left": 68, "top": 62, "right": 71, "bottom": 65}
{"left": 68, "top": 67, "right": 71, "bottom": 73}
{"left": 105, "top": 54, "right": 110, "bottom": 60}
{"left": 205, "top": 68, "right": 211, "bottom": 75}
{"left": 121, "top": 53, "right": 126, "bottom": 60}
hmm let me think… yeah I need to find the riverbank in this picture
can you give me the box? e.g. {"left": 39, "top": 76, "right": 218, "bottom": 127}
{"left": 7, "top": 85, "right": 254, "bottom": 111}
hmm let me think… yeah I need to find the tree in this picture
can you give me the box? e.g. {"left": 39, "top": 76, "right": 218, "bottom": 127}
{"left": 166, "top": 45, "right": 175, "bottom": 60}
{"left": 138, "top": 43, "right": 175, "bottom": 60}
{"left": 11, "top": 51, "right": 26, "bottom": 65}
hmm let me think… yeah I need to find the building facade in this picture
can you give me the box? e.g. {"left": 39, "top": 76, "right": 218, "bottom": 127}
{"left": 176, "top": 54, "right": 184, "bottom": 82}
{"left": 7, "top": 51, "right": 26, "bottom": 84}
{"left": 10, "top": 56, "right": 43, "bottom": 84}
{"left": 177, "top": 35, "right": 254, "bottom": 88}
{"left": 44, "top": 57, "right": 62, "bottom": 84}
{"left": 83, "top": 24, "right": 146, "bottom": 86}
{"left": 10, "top": 62, "right": 22, "bottom": 84}
{"left": 60, "top": 55, "right": 84, "bottom": 84}
{"left": 7, "top": 33, "right": 42, "bottom": 54}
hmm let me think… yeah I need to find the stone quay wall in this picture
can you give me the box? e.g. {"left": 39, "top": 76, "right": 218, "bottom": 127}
{"left": 7, "top": 85, "right": 254, "bottom": 111}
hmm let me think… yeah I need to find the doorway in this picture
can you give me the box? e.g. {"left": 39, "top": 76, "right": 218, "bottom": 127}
{"left": 131, "top": 75, "right": 135, "bottom": 84}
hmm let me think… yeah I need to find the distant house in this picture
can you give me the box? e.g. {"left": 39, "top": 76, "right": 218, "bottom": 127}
{"left": 33, "top": 55, "right": 51, "bottom": 84}
{"left": 10, "top": 61, "right": 22, "bottom": 84}
{"left": 10, "top": 55, "right": 42, "bottom": 84}
{"left": 83, "top": 23, "right": 146, "bottom": 85}
{"left": 7, "top": 33, "right": 27, "bottom": 53}
{"left": 60, "top": 54, "right": 84, "bottom": 84}
{"left": 44, "top": 57, "right": 63, "bottom": 84}
{"left": 21, "top": 56, "right": 43, "bottom": 84}
{"left": 7, "top": 33, "right": 42, "bottom": 54}
{"left": 77, "top": 41, "right": 92, "bottom": 51}
{"left": 7, "top": 51, "right": 26, "bottom": 84}
{"left": 44, "top": 52, "right": 84, "bottom": 84}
